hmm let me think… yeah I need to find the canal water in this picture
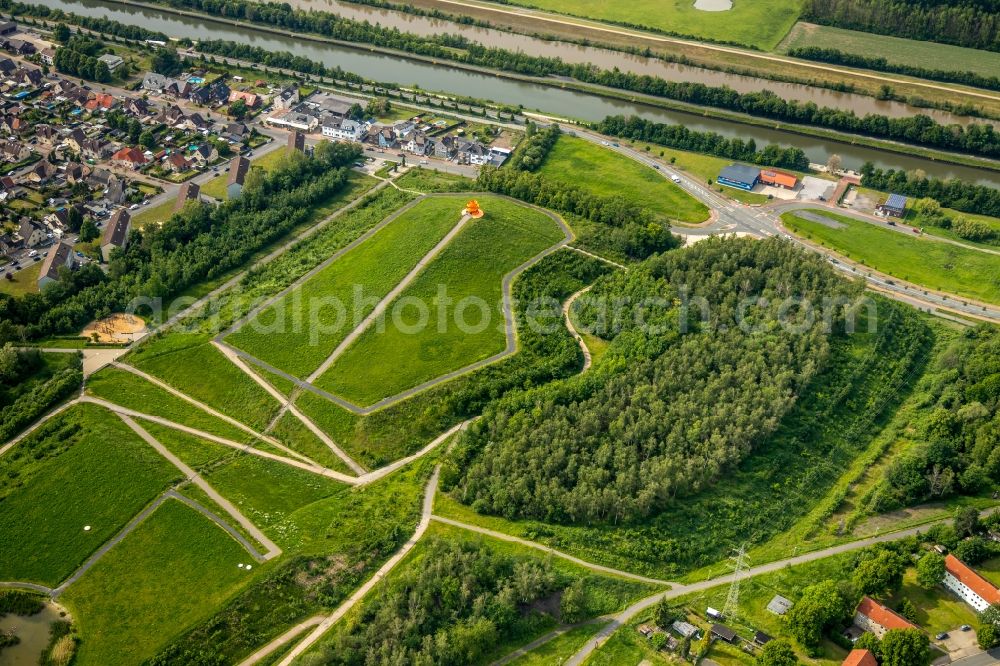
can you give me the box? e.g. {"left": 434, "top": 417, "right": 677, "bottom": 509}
{"left": 40, "top": 0, "right": 1000, "bottom": 185}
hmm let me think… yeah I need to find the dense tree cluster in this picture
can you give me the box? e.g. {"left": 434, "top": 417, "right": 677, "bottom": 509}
{"left": 0, "top": 1, "right": 169, "bottom": 42}
{"left": 0, "top": 142, "right": 362, "bottom": 345}
{"left": 312, "top": 538, "right": 576, "bottom": 665}
{"left": 508, "top": 124, "right": 560, "bottom": 172}
{"left": 861, "top": 163, "right": 1000, "bottom": 218}
{"left": 449, "top": 237, "right": 862, "bottom": 524}
{"left": 863, "top": 325, "right": 1000, "bottom": 513}
{"left": 150, "top": 47, "right": 183, "bottom": 76}
{"left": 0, "top": 350, "right": 82, "bottom": 443}
{"left": 789, "top": 47, "right": 1000, "bottom": 93}
{"left": 477, "top": 166, "right": 680, "bottom": 260}
{"left": 803, "top": 0, "right": 1000, "bottom": 52}
{"left": 595, "top": 116, "right": 810, "bottom": 171}
{"left": 53, "top": 35, "right": 112, "bottom": 83}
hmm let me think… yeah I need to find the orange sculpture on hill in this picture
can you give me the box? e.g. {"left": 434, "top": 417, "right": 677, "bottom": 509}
{"left": 464, "top": 199, "right": 484, "bottom": 218}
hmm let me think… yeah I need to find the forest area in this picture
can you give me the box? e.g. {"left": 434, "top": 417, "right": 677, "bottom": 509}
{"left": 447, "top": 237, "right": 866, "bottom": 525}
{"left": 803, "top": 0, "right": 1000, "bottom": 52}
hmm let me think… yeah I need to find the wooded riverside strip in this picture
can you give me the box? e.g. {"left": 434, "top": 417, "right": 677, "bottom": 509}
{"left": 803, "top": 0, "right": 1000, "bottom": 52}
{"left": 53, "top": 0, "right": 1000, "bottom": 160}
{"left": 0, "top": 143, "right": 362, "bottom": 345}
{"left": 860, "top": 163, "right": 1000, "bottom": 218}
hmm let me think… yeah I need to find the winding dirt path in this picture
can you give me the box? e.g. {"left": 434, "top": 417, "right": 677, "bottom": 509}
{"left": 563, "top": 286, "right": 594, "bottom": 373}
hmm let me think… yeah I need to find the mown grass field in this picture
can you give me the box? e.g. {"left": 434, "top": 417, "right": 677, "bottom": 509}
{"left": 539, "top": 136, "right": 709, "bottom": 223}
{"left": 200, "top": 146, "right": 292, "bottom": 200}
{"left": 62, "top": 499, "right": 253, "bottom": 666}
{"left": 0, "top": 403, "right": 179, "bottom": 586}
{"left": 780, "top": 22, "right": 1000, "bottom": 78}
{"left": 269, "top": 410, "right": 354, "bottom": 473}
{"left": 0, "top": 261, "right": 42, "bottom": 296}
{"left": 486, "top": 0, "right": 802, "bottom": 50}
{"left": 316, "top": 196, "right": 566, "bottom": 406}
{"left": 127, "top": 336, "right": 280, "bottom": 432}
{"left": 85, "top": 366, "right": 266, "bottom": 445}
{"left": 508, "top": 622, "right": 603, "bottom": 664}
{"left": 782, "top": 210, "right": 1000, "bottom": 305}
{"left": 132, "top": 200, "right": 176, "bottom": 229}
{"left": 226, "top": 195, "right": 461, "bottom": 379}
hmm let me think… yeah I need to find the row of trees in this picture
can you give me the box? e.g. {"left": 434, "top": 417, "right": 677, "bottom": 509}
{"left": 789, "top": 46, "right": 1000, "bottom": 93}
{"left": 477, "top": 165, "right": 681, "bottom": 260}
{"left": 53, "top": 35, "right": 112, "bottom": 83}
{"left": 596, "top": 115, "right": 810, "bottom": 170}
{"left": 860, "top": 163, "right": 1000, "bottom": 218}
{"left": 803, "top": 0, "right": 1000, "bottom": 52}
{"left": 862, "top": 325, "right": 1000, "bottom": 513}
{"left": 911, "top": 197, "right": 998, "bottom": 244}
{"left": 448, "top": 237, "right": 861, "bottom": 524}
{"left": 0, "top": 142, "right": 362, "bottom": 345}
{"left": 138, "top": 0, "right": 1000, "bottom": 159}
{"left": 508, "top": 123, "right": 560, "bottom": 172}
{"left": 195, "top": 40, "right": 365, "bottom": 85}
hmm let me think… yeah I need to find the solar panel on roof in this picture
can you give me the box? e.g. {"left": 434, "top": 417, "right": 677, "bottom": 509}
{"left": 886, "top": 193, "right": 907, "bottom": 209}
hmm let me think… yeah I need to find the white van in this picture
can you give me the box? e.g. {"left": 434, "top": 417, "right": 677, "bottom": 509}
{"left": 670, "top": 174, "right": 682, "bottom": 184}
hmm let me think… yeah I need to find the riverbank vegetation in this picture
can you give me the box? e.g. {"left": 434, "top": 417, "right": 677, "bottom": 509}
{"left": 860, "top": 164, "right": 1000, "bottom": 219}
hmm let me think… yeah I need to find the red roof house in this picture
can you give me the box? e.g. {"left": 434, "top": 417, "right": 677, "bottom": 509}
{"left": 853, "top": 596, "right": 915, "bottom": 638}
{"left": 843, "top": 649, "right": 878, "bottom": 666}
{"left": 944, "top": 554, "right": 1000, "bottom": 612}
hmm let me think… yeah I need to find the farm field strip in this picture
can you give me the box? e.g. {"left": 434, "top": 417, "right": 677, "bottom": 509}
{"left": 111, "top": 362, "right": 312, "bottom": 465}
{"left": 221, "top": 194, "right": 451, "bottom": 378}
{"left": 313, "top": 196, "right": 571, "bottom": 408}
{"left": 211, "top": 340, "right": 367, "bottom": 474}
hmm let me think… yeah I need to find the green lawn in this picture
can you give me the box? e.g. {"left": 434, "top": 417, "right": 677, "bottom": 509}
{"left": 127, "top": 334, "right": 281, "bottom": 432}
{"left": 488, "top": 0, "right": 802, "bottom": 49}
{"left": 0, "top": 261, "right": 42, "bottom": 296}
{"left": 85, "top": 366, "right": 266, "bottom": 445}
{"left": 780, "top": 22, "right": 1000, "bottom": 79}
{"left": 200, "top": 146, "right": 293, "bottom": 200}
{"left": 315, "top": 195, "right": 566, "bottom": 406}
{"left": 539, "top": 136, "right": 709, "bottom": 224}
{"left": 887, "top": 569, "right": 976, "bottom": 635}
{"left": 393, "top": 167, "right": 477, "bottom": 193}
{"left": 132, "top": 200, "right": 176, "bottom": 229}
{"left": 0, "top": 403, "right": 179, "bottom": 587}
{"left": 508, "top": 622, "right": 604, "bottom": 664}
{"left": 269, "top": 410, "right": 354, "bottom": 474}
{"left": 226, "top": 195, "right": 462, "bottom": 379}
{"left": 62, "top": 499, "right": 253, "bottom": 666}
{"left": 782, "top": 210, "right": 1000, "bottom": 305}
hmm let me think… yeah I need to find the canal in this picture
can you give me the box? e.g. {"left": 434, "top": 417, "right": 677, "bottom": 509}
{"left": 43, "top": 0, "right": 1000, "bottom": 186}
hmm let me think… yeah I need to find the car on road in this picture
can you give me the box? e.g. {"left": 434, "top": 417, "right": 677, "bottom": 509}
{"left": 28, "top": 250, "right": 38, "bottom": 258}
{"left": 420, "top": 159, "right": 429, "bottom": 165}
{"left": 611, "top": 142, "right": 620, "bottom": 147}
{"left": 601, "top": 141, "right": 608, "bottom": 146}
{"left": 129, "top": 204, "right": 140, "bottom": 210}
{"left": 671, "top": 174, "right": 682, "bottom": 183}
{"left": 652, "top": 164, "right": 660, "bottom": 170}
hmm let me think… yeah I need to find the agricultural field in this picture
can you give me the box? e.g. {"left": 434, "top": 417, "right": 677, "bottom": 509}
{"left": 314, "top": 195, "right": 567, "bottom": 406}
{"left": 780, "top": 22, "right": 1000, "bottom": 79}
{"left": 0, "top": 403, "right": 179, "bottom": 587}
{"left": 538, "top": 135, "right": 709, "bottom": 224}
{"left": 61, "top": 499, "right": 254, "bottom": 666}
{"left": 477, "top": 0, "right": 802, "bottom": 50}
{"left": 226, "top": 195, "right": 461, "bottom": 378}
{"left": 782, "top": 210, "right": 1000, "bottom": 305}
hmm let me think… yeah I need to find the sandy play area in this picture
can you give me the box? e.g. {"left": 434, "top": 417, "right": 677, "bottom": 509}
{"left": 81, "top": 313, "right": 148, "bottom": 344}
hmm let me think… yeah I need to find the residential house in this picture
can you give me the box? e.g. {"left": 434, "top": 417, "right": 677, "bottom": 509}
{"left": 143, "top": 72, "right": 188, "bottom": 97}
{"left": 190, "top": 143, "right": 218, "bottom": 167}
{"left": 0, "top": 21, "right": 16, "bottom": 36}
{"left": 0, "top": 115, "right": 28, "bottom": 136}
{"left": 175, "top": 181, "right": 200, "bottom": 212}
{"left": 266, "top": 111, "right": 317, "bottom": 132}
{"left": 5, "top": 39, "right": 35, "bottom": 56}
{"left": 374, "top": 126, "right": 396, "bottom": 149}
{"left": 26, "top": 160, "right": 57, "bottom": 184}
{"left": 39, "top": 47, "right": 55, "bottom": 65}
{"left": 272, "top": 86, "right": 299, "bottom": 111}
{"left": 164, "top": 151, "right": 191, "bottom": 173}
{"left": 111, "top": 146, "right": 148, "bottom": 169}
{"left": 0, "top": 57, "right": 15, "bottom": 76}
{"left": 392, "top": 121, "right": 415, "bottom": 139}
{"left": 852, "top": 596, "right": 916, "bottom": 639}
{"left": 63, "top": 162, "right": 86, "bottom": 184}
{"left": 189, "top": 80, "right": 229, "bottom": 106}
{"left": 434, "top": 135, "right": 457, "bottom": 160}
{"left": 125, "top": 97, "right": 152, "bottom": 119}
{"left": 35, "top": 124, "right": 58, "bottom": 146}
{"left": 17, "top": 219, "right": 46, "bottom": 248}
{"left": 13, "top": 67, "right": 41, "bottom": 87}
{"left": 222, "top": 122, "right": 249, "bottom": 143}
{"left": 842, "top": 649, "right": 878, "bottom": 666}
{"left": 80, "top": 138, "right": 114, "bottom": 161}
{"left": 37, "top": 241, "right": 74, "bottom": 289}
{"left": 228, "top": 90, "right": 259, "bottom": 108}
{"left": 45, "top": 208, "right": 69, "bottom": 230}
{"left": 100, "top": 209, "right": 131, "bottom": 262}
{"left": 97, "top": 53, "right": 124, "bottom": 73}
{"left": 84, "top": 93, "right": 116, "bottom": 112}
{"left": 64, "top": 128, "right": 88, "bottom": 153}
{"left": 226, "top": 155, "right": 250, "bottom": 199}
{"left": 321, "top": 117, "right": 366, "bottom": 142}
{"left": 288, "top": 130, "right": 305, "bottom": 153}
{"left": 105, "top": 174, "right": 126, "bottom": 204}
{"left": 182, "top": 112, "right": 211, "bottom": 132}
{"left": 0, "top": 139, "right": 29, "bottom": 163}
{"left": 405, "top": 131, "right": 431, "bottom": 156}
{"left": 944, "top": 554, "right": 1000, "bottom": 612}
{"left": 158, "top": 104, "right": 186, "bottom": 126}
{"left": 457, "top": 140, "right": 489, "bottom": 166}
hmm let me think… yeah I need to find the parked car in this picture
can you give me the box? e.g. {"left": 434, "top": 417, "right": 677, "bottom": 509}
{"left": 28, "top": 250, "right": 38, "bottom": 258}
{"left": 961, "top": 625, "right": 972, "bottom": 631}
{"left": 129, "top": 204, "right": 140, "bottom": 210}
{"left": 936, "top": 632, "right": 949, "bottom": 640}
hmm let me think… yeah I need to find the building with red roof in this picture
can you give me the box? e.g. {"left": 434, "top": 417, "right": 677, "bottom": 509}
{"left": 853, "top": 596, "right": 915, "bottom": 638}
{"left": 944, "top": 554, "right": 1000, "bottom": 612}
{"left": 842, "top": 649, "right": 878, "bottom": 666}
{"left": 111, "top": 146, "right": 148, "bottom": 168}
